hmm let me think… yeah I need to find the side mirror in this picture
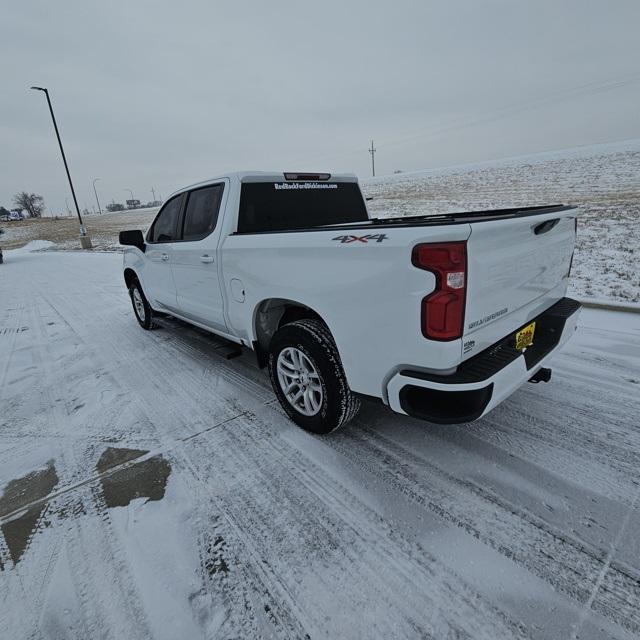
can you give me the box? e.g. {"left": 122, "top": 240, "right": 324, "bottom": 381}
{"left": 119, "top": 229, "right": 145, "bottom": 252}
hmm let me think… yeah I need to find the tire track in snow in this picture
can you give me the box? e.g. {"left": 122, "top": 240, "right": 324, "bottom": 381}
{"left": 0, "top": 300, "right": 25, "bottom": 403}
{"left": 19, "top": 267, "right": 301, "bottom": 638}
{"left": 174, "top": 445, "right": 310, "bottom": 640}
{"left": 325, "top": 423, "right": 640, "bottom": 635}
{"left": 99, "top": 284, "right": 639, "bottom": 637}
{"left": 474, "top": 403, "right": 639, "bottom": 506}
{"left": 1, "top": 280, "right": 159, "bottom": 638}
{"left": 146, "top": 306, "right": 640, "bottom": 633}
{"left": 0, "top": 294, "right": 70, "bottom": 639}
{"left": 181, "top": 413, "right": 530, "bottom": 640}
{"left": 107, "top": 315, "right": 534, "bottom": 634}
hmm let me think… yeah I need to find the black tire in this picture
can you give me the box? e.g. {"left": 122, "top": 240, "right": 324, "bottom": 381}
{"left": 268, "top": 319, "right": 360, "bottom": 434}
{"left": 128, "top": 280, "right": 156, "bottom": 330}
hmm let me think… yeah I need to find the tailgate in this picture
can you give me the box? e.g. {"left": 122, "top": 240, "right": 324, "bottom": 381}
{"left": 463, "top": 207, "right": 577, "bottom": 357}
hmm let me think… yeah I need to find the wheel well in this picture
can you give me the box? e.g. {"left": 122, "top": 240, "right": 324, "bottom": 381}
{"left": 253, "top": 298, "right": 324, "bottom": 366}
{"left": 123, "top": 268, "right": 137, "bottom": 289}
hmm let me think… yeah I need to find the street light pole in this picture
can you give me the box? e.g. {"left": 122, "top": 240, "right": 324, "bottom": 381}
{"left": 30, "top": 86, "right": 91, "bottom": 247}
{"left": 92, "top": 178, "right": 102, "bottom": 214}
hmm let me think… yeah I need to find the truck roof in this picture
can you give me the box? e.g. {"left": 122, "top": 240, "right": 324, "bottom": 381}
{"left": 168, "top": 171, "right": 359, "bottom": 199}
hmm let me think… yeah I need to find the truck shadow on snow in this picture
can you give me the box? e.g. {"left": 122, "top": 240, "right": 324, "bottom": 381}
{"left": 150, "top": 313, "right": 491, "bottom": 435}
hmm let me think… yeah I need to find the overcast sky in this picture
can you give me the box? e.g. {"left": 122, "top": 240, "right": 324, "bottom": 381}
{"left": 2, "top": 0, "right": 639, "bottom": 214}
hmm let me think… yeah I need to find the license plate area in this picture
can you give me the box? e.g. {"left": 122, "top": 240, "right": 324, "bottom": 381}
{"left": 515, "top": 321, "right": 536, "bottom": 350}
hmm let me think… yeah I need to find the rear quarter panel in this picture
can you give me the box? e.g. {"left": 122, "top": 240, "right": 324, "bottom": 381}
{"left": 220, "top": 225, "right": 471, "bottom": 398}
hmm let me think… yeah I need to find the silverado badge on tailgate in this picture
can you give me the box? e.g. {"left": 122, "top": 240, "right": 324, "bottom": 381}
{"left": 515, "top": 321, "right": 536, "bottom": 350}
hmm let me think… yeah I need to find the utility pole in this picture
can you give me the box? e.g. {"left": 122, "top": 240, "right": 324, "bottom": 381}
{"left": 30, "top": 86, "right": 91, "bottom": 248}
{"left": 151, "top": 187, "right": 156, "bottom": 202}
{"left": 92, "top": 178, "right": 102, "bottom": 214}
{"left": 369, "top": 139, "right": 376, "bottom": 177}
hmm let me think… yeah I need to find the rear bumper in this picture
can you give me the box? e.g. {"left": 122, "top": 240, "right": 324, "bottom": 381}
{"left": 386, "top": 297, "right": 581, "bottom": 424}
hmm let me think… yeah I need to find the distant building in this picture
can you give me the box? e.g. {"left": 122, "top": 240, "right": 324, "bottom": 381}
{"left": 126, "top": 199, "right": 141, "bottom": 209}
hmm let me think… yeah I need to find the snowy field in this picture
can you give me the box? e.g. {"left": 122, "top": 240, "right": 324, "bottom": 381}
{"left": 1, "top": 248, "right": 639, "bottom": 639}
{"left": 0, "top": 207, "right": 160, "bottom": 252}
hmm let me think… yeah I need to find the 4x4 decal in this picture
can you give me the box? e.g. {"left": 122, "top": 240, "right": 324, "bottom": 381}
{"left": 332, "top": 233, "right": 388, "bottom": 244}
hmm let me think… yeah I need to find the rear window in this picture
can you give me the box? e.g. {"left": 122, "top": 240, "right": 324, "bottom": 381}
{"left": 182, "top": 184, "right": 224, "bottom": 241}
{"left": 238, "top": 181, "right": 368, "bottom": 233}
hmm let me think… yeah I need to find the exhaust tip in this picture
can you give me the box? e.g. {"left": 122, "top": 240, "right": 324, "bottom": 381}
{"left": 529, "top": 367, "right": 552, "bottom": 384}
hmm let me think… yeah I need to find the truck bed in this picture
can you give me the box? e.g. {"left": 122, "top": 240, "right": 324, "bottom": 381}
{"left": 231, "top": 204, "right": 574, "bottom": 235}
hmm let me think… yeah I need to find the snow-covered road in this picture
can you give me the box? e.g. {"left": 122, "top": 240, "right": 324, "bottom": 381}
{"left": 1, "top": 249, "right": 639, "bottom": 640}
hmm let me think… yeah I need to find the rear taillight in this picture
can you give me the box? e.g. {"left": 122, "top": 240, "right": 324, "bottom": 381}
{"left": 412, "top": 242, "right": 467, "bottom": 341}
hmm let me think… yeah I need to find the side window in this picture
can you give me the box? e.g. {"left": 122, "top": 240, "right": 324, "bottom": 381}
{"left": 148, "top": 194, "right": 183, "bottom": 243}
{"left": 182, "top": 184, "right": 224, "bottom": 241}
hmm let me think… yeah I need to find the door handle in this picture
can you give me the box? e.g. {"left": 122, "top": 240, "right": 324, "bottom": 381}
{"left": 200, "top": 255, "right": 214, "bottom": 263}
{"left": 534, "top": 218, "right": 560, "bottom": 235}
{"left": 161, "top": 253, "right": 169, "bottom": 261}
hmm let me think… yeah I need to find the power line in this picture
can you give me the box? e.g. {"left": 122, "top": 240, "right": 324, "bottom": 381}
{"left": 377, "top": 71, "right": 640, "bottom": 151}
{"left": 290, "top": 71, "right": 640, "bottom": 169}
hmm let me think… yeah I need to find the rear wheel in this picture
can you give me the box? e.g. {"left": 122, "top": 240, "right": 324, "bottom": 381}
{"left": 268, "top": 319, "right": 360, "bottom": 434}
{"left": 129, "top": 280, "right": 156, "bottom": 330}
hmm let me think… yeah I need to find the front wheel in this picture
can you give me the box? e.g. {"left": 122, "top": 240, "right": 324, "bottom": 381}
{"left": 268, "top": 319, "right": 360, "bottom": 434}
{"left": 129, "top": 280, "right": 156, "bottom": 330}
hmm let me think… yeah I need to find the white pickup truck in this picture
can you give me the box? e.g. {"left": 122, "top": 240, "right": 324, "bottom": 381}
{"left": 120, "top": 171, "right": 581, "bottom": 434}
